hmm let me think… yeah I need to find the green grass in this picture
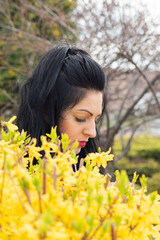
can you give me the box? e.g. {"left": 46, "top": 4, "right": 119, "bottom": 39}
{"left": 113, "top": 135, "right": 160, "bottom": 161}
{"left": 113, "top": 135, "right": 160, "bottom": 193}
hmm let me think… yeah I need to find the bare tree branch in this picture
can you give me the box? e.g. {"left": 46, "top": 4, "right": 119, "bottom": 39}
{"left": 118, "top": 52, "right": 160, "bottom": 112}
{"left": 114, "top": 73, "right": 160, "bottom": 134}
{"left": 0, "top": 24, "right": 52, "bottom": 45}
{"left": 114, "top": 123, "right": 141, "bottom": 163}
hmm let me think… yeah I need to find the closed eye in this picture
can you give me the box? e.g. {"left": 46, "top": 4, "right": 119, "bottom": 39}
{"left": 75, "top": 117, "right": 86, "bottom": 122}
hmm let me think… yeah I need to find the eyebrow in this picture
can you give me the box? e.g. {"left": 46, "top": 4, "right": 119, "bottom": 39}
{"left": 77, "top": 109, "right": 101, "bottom": 118}
{"left": 77, "top": 109, "right": 93, "bottom": 116}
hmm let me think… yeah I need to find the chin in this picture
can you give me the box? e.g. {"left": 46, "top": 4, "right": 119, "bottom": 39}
{"left": 75, "top": 147, "right": 81, "bottom": 155}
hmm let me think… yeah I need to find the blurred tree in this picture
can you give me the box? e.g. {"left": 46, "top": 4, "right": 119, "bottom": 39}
{"left": 74, "top": 0, "right": 160, "bottom": 175}
{"left": 0, "top": 0, "right": 77, "bottom": 118}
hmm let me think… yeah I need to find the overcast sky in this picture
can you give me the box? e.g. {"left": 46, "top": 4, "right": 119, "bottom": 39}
{"left": 141, "top": 0, "right": 160, "bottom": 19}
{"left": 141, "top": 0, "right": 160, "bottom": 22}
{"left": 138, "top": 0, "right": 160, "bottom": 33}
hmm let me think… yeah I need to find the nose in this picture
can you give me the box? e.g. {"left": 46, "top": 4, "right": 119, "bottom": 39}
{"left": 83, "top": 120, "right": 96, "bottom": 138}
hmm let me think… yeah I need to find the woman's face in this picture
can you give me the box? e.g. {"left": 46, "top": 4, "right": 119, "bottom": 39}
{"left": 59, "top": 90, "right": 103, "bottom": 154}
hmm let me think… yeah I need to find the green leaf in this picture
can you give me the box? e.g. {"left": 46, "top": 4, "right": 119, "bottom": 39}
{"left": 98, "top": 147, "right": 101, "bottom": 153}
{"left": 46, "top": 127, "right": 58, "bottom": 143}
{"left": 86, "top": 214, "right": 95, "bottom": 228}
{"left": 86, "top": 185, "right": 93, "bottom": 206}
{"left": 133, "top": 172, "right": 139, "bottom": 184}
{"left": 107, "top": 191, "right": 114, "bottom": 206}
{"left": 96, "top": 194, "right": 103, "bottom": 208}
{"left": 102, "top": 219, "right": 110, "bottom": 232}
{"left": 150, "top": 191, "right": 157, "bottom": 204}
{"left": 140, "top": 174, "right": 147, "bottom": 189}
{"left": 5, "top": 159, "right": 12, "bottom": 171}
{"left": 72, "top": 190, "right": 77, "bottom": 200}
{"left": 61, "top": 133, "right": 70, "bottom": 152}
{"left": 19, "top": 178, "right": 30, "bottom": 190}
{"left": 40, "top": 209, "right": 54, "bottom": 235}
{"left": 115, "top": 170, "right": 129, "bottom": 196}
{"left": 95, "top": 181, "right": 100, "bottom": 191}
{"left": 85, "top": 160, "right": 92, "bottom": 172}
{"left": 115, "top": 215, "right": 122, "bottom": 227}
{"left": 72, "top": 219, "right": 84, "bottom": 233}
{"left": 32, "top": 176, "right": 42, "bottom": 192}
{"left": 42, "top": 209, "right": 54, "bottom": 225}
{"left": 71, "top": 140, "right": 79, "bottom": 150}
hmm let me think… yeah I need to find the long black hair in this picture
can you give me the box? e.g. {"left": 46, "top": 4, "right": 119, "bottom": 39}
{"left": 17, "top": 43, "right": 106, "bottom": 163}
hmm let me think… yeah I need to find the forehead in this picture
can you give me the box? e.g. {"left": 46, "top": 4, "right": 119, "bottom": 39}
{"left": 71, "top": 90, "right": 103, "bottom": 115}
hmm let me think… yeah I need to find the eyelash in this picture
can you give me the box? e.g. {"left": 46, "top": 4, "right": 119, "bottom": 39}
{"left": 75, "top": 117, "right": 100, "bottom": 123}
{"left": 75, "top": 117, "right": 86, "bottom": 122}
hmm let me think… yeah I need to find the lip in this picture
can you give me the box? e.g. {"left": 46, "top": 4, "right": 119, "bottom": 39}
{"left": 79, "top": 141, "right": 87, "bottom": 148}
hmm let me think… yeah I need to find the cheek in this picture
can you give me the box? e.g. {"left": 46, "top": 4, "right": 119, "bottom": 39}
{"left": 75, "top": 147, "right": 81, "bottom": 154}
{"left": 59, "top": 118, "right": 82, "bottom": 142}
{"left": 59, "top": 119, "right": 74, "bottom": 138}
{"left": 59, "top": 119, "right": 69, "bottom": 134}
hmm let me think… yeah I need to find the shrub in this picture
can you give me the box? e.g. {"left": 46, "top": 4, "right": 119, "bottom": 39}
{"left": 115, "top": 158, "right": 160, "bottom": 180}
{"left": 148, "top": 173, "right": 160, "bottom": 194}
{"left": 0, "top": 117, "right": 160, "bottom": 240}
{"left": 114, "top": 135, "right": 160, "bottom": 162}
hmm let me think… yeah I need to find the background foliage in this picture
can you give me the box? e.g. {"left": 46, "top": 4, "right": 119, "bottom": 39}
{"left": 114, "top": 135, "right": 160, "bottom": 193}
{"left": 0, "top": 0, "right": 77, "bottom": 118}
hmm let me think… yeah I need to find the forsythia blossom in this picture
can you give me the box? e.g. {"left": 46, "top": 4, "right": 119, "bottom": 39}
{"left": 85, "top": 147, "right": 114, "bottom": 168}
{"left": 2, "top": 115, "right": 18, "bottom": 131}
{"left": 0, "top": 117, "right": 160, "bottom": 240}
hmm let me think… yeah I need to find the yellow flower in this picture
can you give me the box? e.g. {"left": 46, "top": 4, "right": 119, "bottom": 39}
{"left": 85, "top": 148, "right": 114, "bottom": 168}
{"left": 2, "top": 116, "right": 18, "bottom": 131}
{"left": 41, "top": 136, "right": 59, "bottom": 158}
{"left": 8, "top": 69, "right": 17, "bottom": 77}
{"left": 26, "top": 138, "right": 42, "bottom": 162}
{"left": 53, "top": 29, "right": 61, "bottom": 36}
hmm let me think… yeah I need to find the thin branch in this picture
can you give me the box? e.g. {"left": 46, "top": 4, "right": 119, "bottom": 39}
{"left": 23, "top": 1, "right": 78, "bottom": 39}
{"left": 0, "top": 88, "right": 17, "bottom": 105}
{"left": 116, "top": 75, "right": 140, "bottom": 120}
{"left": 0, "top": 24, "right": 52, "bottom": 45}
{"left": 105, "top": 108, "right": 111, "bottom": 139}
{"left": 114, "top": 73, "right": 160, "bottom": 134}
{"left": 42, "top": 157, "right": 47, "bottom": 194}
{"left": 114, "top": 123, "right": 141, "bottom": 163}
{"left": 131, "top": 60, "right": 160, "bottom": 112}
{"left": 119, "top": 53, "right": 160, "bottom": 112}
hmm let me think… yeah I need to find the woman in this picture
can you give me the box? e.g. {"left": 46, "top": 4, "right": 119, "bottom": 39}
{"left": 17, "top": 43, "right": 106, "bottom": 167}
